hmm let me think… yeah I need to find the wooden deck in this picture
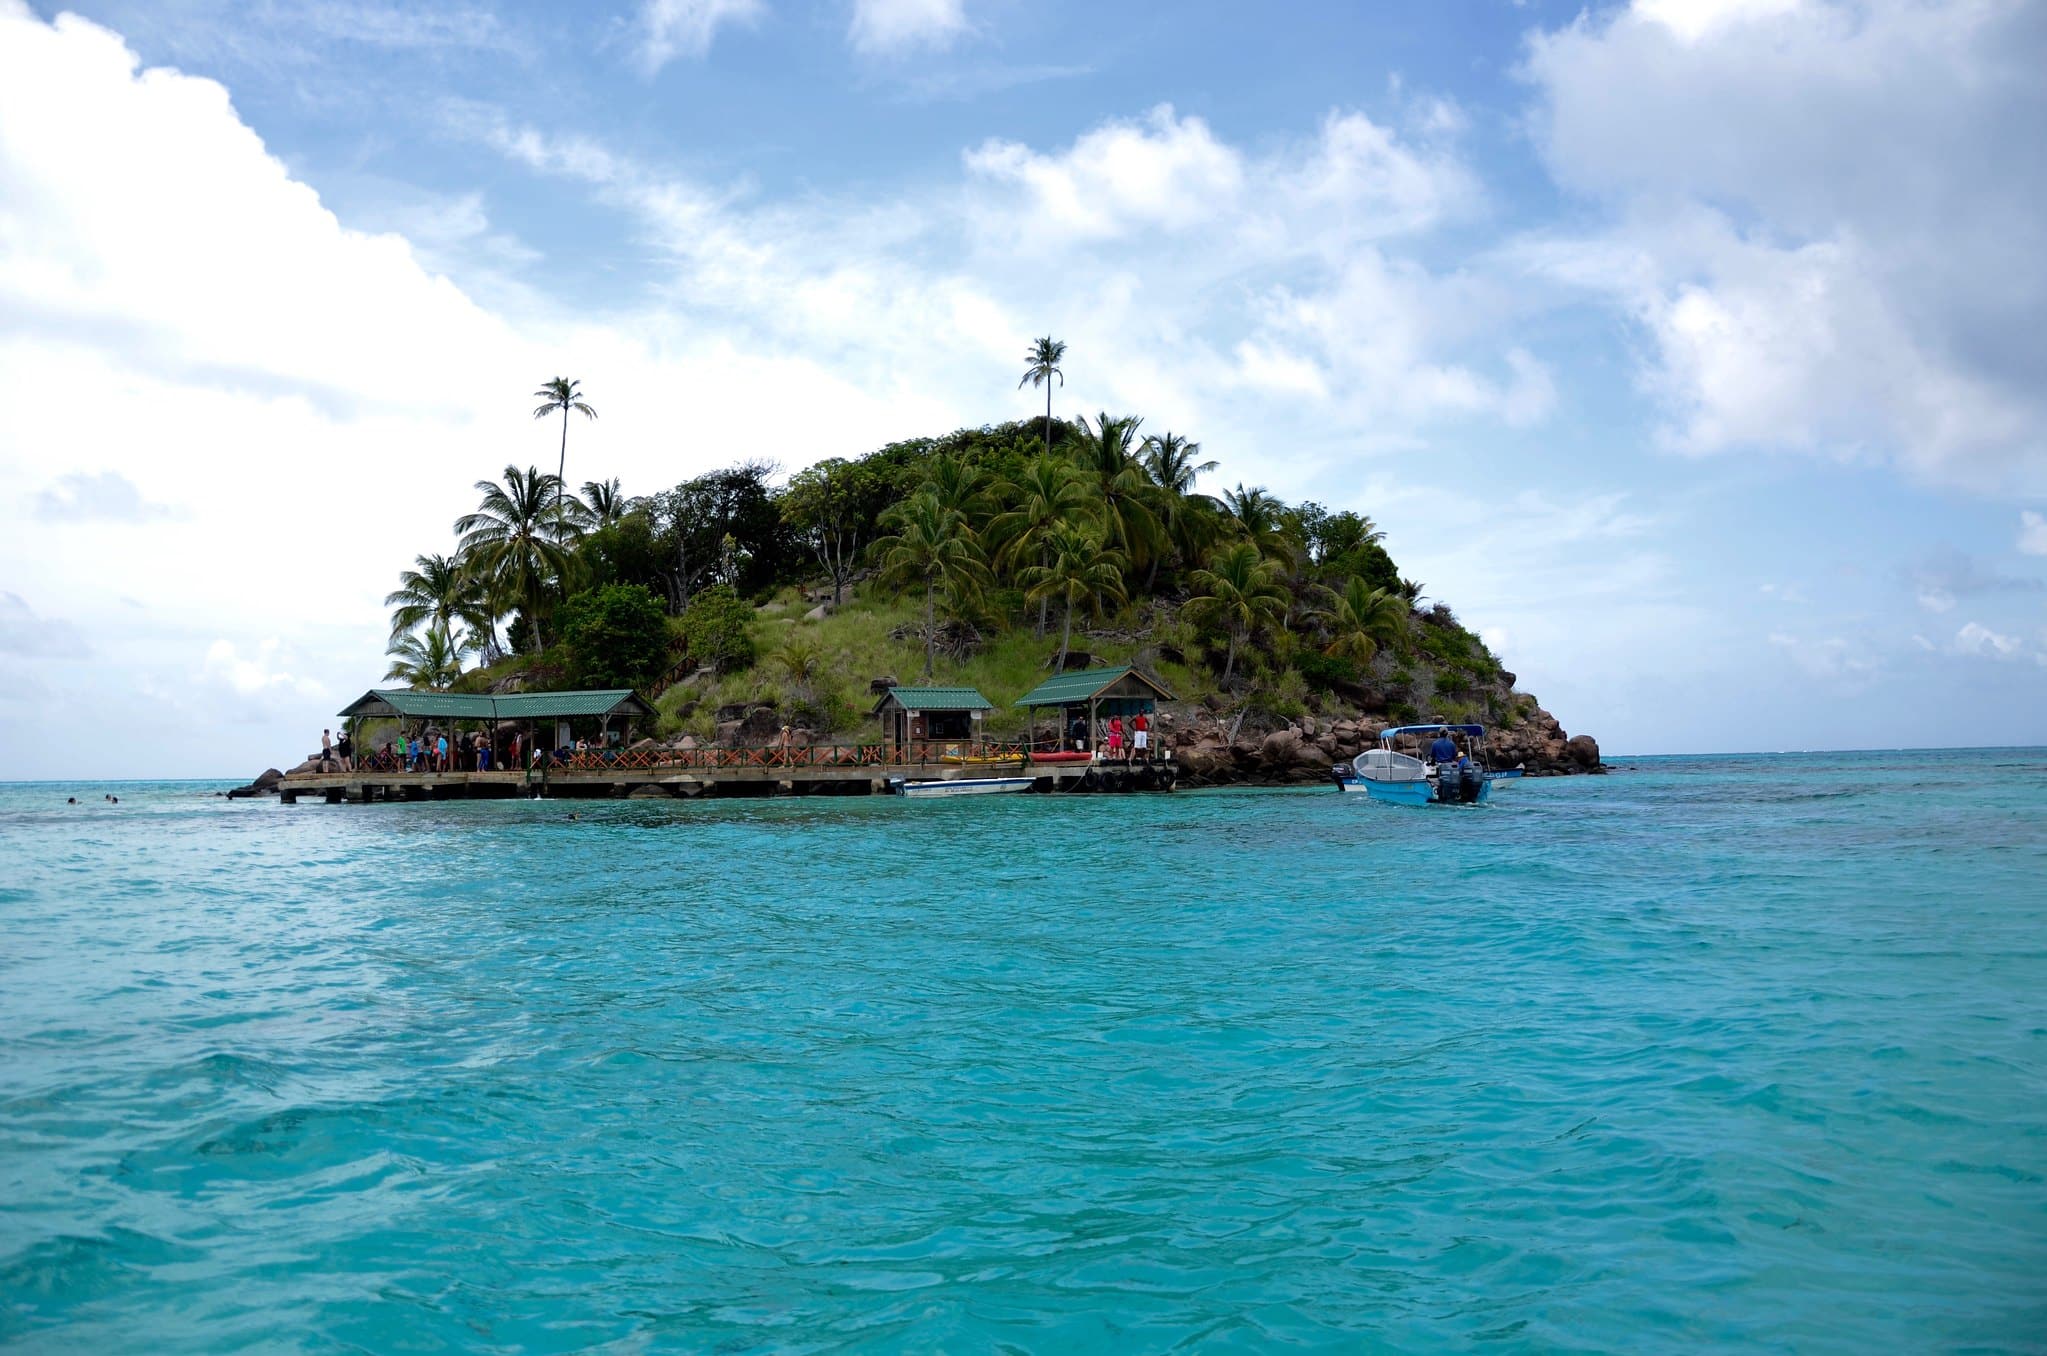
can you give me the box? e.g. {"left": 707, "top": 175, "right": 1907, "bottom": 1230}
{"left": 277, "top": 752, "right": 1177, "bottom": 802}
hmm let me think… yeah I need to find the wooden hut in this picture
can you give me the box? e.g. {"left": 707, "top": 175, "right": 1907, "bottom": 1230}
{"left": 871, "top": 685, "right": 995, "bottom": 755}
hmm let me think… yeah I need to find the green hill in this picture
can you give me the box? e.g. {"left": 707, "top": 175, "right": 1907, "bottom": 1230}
{"left": 390, "top": 410, "right": 1597, "bottom": 777}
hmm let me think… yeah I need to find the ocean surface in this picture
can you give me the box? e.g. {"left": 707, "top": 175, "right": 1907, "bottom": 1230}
{"left": 2, "top": 751, "right": 2044, "bottom": 1353}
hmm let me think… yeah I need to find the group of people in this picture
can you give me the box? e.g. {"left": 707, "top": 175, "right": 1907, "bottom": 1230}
{"left": 1066, "top": 711, "right": 1154, "bottom": 762}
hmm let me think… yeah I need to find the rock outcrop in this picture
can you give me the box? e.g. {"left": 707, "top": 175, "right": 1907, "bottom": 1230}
{"left": 1163, "top": 700, "right": 1600, "bottom": 788}
{"left": 226, "top": 768, "right": 284, "bottom": 798}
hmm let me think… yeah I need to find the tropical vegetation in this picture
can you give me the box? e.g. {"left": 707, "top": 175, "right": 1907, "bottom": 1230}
{"left": 373, "top": 355, "right": 1520, "bottom": 741}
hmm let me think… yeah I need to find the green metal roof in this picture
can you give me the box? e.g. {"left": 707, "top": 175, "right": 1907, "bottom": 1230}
{"left": 1012, "top": 666, "right": 1177, "bottom": 708}
{"left": 338, "top": 688, "right": 655, "bottom": 722}
{"left": 870, "top": 685, "right": 995, "bottom": 714}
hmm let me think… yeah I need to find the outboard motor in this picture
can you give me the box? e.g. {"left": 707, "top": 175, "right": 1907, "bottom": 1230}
{"left": 1436, "top": 762, "right": 1482, "bottom": 804}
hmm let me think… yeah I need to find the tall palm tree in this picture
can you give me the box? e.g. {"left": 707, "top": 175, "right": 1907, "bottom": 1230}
{"left": 455, "top": 465, "right": 582, "bottom": 650}
{"left": 1071, "top": 411, "right": 1164, "bottom": 578}
{"left": 1018, "top": 336, "right": 1066, "bottom": 459}
{"left": 919, "top": 453, "right": 993, "bottom": 527}
{"left": 1316, "top": 577, "right": 1408, "bottom": 667}
{"left": 1222, "top": 483, "right": 1297, "bottom": 563}
{"left": 1140, "top": 430, "right": 1221, "bottom": 590}
{"left": 579, "top": 477, "right": 625, "bottom": 530}
{"left": 872, "top": 491, "right": 992, "bottom": 680}
{"left": 988, "top": 455, "right": 1094, "bottom": 635}
{"left": 383, "top": 552, "right": 475, "bottom": 645}
{"left": 532, "top": 377, "right": 597, "bottom": 525}
{"left": 1184, "top": 541, "right": 1289, "bottom": 683}
{"left": 1018, "top": 521, "right": 1127, "bottom": 672}
{"left": 383, "top": 624, "right": 467, "bottom": 690}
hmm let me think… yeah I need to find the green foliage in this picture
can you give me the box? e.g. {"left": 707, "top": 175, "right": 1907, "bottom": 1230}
{"left": 557, "top": 583, "right": 671, "bottom": 690}
{"left": 677, "top": 584, "right": 758, "bottom": 672}
{"left": 383, "top": 624, "right": 466, "bottom": 690}
{"left": 383, "top": 380, "right": 1538, "bottom": 739}
{"left": 1293, "top": 649, "right": 1360, "bottom": 693}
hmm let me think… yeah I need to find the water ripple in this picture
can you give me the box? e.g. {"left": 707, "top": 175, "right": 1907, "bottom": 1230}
{"left": 2, "top": 755, "right": 2045, "bottom": 1351}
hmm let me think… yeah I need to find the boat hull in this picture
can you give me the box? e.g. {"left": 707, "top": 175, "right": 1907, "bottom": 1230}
{"left": 1343, "top": 777, "right": 1493, "bottom": 806}
{"left": 894, "top": 776, "right": 1035, "bottom": 798}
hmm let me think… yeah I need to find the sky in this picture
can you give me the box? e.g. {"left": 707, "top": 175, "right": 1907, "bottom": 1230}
{"left": 1, "top": 0, "right": 2044, "bottom": 779}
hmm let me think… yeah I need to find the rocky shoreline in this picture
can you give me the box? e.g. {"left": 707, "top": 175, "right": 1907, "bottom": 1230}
{"left": 1159, "top": 703, "right": 1601, "bottom": 788}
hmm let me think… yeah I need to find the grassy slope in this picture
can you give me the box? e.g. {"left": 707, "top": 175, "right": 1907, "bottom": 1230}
{"left": 637, "top": 582, "right": 1516, "bottom": 744}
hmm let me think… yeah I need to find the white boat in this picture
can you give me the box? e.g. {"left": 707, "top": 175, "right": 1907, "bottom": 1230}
{"left": 890, "top": 776, "right": 1035, "bottom": 799}
{"left": 1331, "top": 723, "right": 1515, "bottom": 806}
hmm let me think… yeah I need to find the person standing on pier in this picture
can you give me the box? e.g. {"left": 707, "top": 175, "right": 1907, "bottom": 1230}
{"left": 321, "top": 729, "right": 333, "bottom": 765}
{"left": 1132, "top": 711, "right": 1149, "bottom": 763}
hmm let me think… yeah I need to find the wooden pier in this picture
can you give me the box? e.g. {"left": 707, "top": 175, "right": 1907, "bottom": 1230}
{"left": 277, "top": 746, "right": 1176, "bottom": 803}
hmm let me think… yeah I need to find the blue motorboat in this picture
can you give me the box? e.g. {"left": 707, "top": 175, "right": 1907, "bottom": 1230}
{"left": 1331, "top": 723, "right": 1519, "bottom": 806}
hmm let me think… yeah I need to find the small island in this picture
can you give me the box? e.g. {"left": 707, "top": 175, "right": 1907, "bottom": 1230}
{"left": 271, "top": 357, "right": 1598, "bottom": 799}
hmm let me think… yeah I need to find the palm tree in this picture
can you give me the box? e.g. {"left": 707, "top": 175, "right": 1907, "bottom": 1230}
{"left": 1071, "top": 411, "right": 1164, "bottom": 578}
{"left": 383, "top": 624, "right": 467, "bottom": 690}
{"left": 579, "top": 477, "right": 625, "bottom": 530}
{"left": 1222, "top": 483, "right": 1297, "bottom": 563}
{"left": 1018, "top": 521, "right": 1127, "bottom": 672}
{"left": 1397, "top": 576, "right": 1427, "bottom": 606}
{"left": 1184, "top": 541, "right": 1289, "bottom": 683}
{"left": 988, "top": 455, "right": 1095, "bottom": 635}
{"left": 1316, "top": 577, "right": 1408, "bottom": 667}
{"left": 383, "top": 553, "right": 475, "bottom": 645}
{"left": 1141, "top": 430, "right": 1221, "bottom": 590}
{"left": 532, "top": 377, "right": 597, "bottom": 526}
{"left": 872, "top": 491, "right": 992, "bottom": 680}
{"left": 455, "top": 465, "right": 581, "bottom": 650}
{"left": 774, "top": 636, "right": 826, "bottom": 701}
{"left": 919, "top": 453, "right": 993, "bottom": 527}
{"left": 1018, "top": 336, "right": 1066, "bottom": 459}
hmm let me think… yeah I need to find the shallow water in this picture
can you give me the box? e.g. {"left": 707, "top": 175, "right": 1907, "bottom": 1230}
{"left": 2, "top": 751, "right": 2044, "bottom": 1352}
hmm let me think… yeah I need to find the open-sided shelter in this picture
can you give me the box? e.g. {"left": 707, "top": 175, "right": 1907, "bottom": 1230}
{"left": 1012, "top": 666, "right": 1176, "bottom": 750}
{"left": 338, "top": 688, "right": 656, "bottom": 753}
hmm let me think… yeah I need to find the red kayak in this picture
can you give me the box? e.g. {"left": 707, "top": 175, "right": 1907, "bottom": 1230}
{"left": 1029, "top": 751, "right": 1093, "bottom": 764}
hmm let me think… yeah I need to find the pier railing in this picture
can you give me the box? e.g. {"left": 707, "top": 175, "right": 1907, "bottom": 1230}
{"left": 339, "top": 741, "right": 1053, "bottom": 776}
{"left": 543, "top": 741, "right": 1038, "bottom": 772}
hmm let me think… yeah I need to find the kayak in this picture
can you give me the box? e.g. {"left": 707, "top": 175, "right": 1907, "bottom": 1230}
{"left": 1029, "top": 751, "right": 1093, "bottom": 764}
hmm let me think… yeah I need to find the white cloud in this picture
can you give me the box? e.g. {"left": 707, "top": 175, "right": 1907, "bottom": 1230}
{"left": 1521, "top": 0, "right": 2047, "bottom": 493}
{"left": 0, "top": 592, "right": 91, "bottom": 659}
{"left": 965, "top": 105, "right": 1246, "bottom": 242}
{"left": 2020, "top": 510, "right": 2047, "bottom": 556}
{"left": 1633, "top": 0, "right": 1802, "bottom": 43}
{"left": 36, "top": 470, "right": 178, "bottom": 523}
{"left": 1906, "top": 547, "right": 2041, "bottom": 614}
{"left": 849, "top": 0, "right": 967, "bottom": 56}
{"left": 1769, "top": 630, "right": 1879, "bottom": 689}
{"left": 636, "top": 0, "right": 763, "bottom": 71}
{"left": 1952, "top": 621, "right": 2020, "bottom": 659}
{"left": 204, "top": 638, "right": 326, "bottom": 700}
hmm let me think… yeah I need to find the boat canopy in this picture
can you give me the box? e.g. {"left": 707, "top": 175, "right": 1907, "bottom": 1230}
{"left": 1379, "top": 723, "right": 1486, "bottom": 739}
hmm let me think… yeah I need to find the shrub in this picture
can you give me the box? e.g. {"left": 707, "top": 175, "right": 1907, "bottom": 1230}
{"left": 1293, "top": 649, "right": 1359, "bottom": 693}
{"left": 557, "top": 583, "right": 672, "bottom": 690}
{"left": 678, "top": 584, "right": 758, "bottom": 673}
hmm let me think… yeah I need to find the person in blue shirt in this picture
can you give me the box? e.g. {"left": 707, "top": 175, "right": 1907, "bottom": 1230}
{"left": 1428, "top": 731, "right": 1459, "bottom": 764}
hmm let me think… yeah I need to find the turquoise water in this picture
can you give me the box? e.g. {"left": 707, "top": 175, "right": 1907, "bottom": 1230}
{"left": 2, "top": 752, "right": 2044, "bottom": 1352}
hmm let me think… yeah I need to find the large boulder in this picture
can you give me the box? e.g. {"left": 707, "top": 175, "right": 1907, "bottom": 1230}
{"left": 1258, "top": 728, "right": 1305, "bottom": 769}
{"left": 804, "top": 603, "right": 833, "bottom": 622}
{"left": 226, "top": 767, "right": 285, "bottom": 799}
{"left": 1566, "top": 734, "right": 1602, "bottom": 770}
